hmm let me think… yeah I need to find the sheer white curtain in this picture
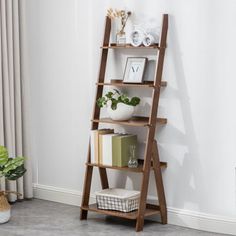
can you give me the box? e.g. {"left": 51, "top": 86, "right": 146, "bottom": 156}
{"left": 0, "top": 0, "right": 32, "bottom": 201}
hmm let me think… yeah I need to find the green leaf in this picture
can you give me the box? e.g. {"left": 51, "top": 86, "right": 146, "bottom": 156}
{"left": 129, "top": 97, "right": 140, "bottom": 106}
{"left": 97, "top": 97, "right": 106, "bottom": 108}
{"left": 105, "top": 92, "right": 113, "bottom": 99}
{"left": 0, "top": 146, "right": 8, "bottom": 166}
{"left": 111, "top": 99, "right": 118, "bottom": 110}
{"left": 3, "top": 157, "right": 25, "bottom": 174}
{"left": 124, "top": 98, "right": 129, "bottom": 104}
{"left": 4, "top": 165, "right": 26, "bottom": 181}
{"left": 120, "top": 94, "right": 126, "bottom": 101}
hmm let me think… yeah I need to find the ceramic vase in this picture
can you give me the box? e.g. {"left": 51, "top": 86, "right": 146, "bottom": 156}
{"left": 0, "top": 192, "right": 11, "bottom": 224}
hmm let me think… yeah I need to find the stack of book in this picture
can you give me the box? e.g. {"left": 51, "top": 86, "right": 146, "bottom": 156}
{"left": 90, "top": 129, "right": 137, "bottom": 167}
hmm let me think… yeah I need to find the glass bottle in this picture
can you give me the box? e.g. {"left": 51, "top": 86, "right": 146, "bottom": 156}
{"left": 116, "top": 31, "right": 126, "bottom": 46}
{"left": 128, "top": 145, "right": 138, "bottom": 168}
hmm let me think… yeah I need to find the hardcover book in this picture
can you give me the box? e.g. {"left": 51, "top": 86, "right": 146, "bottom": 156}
{"left": 98, "top": 130, "right": 114, "bottom": 164}
{"left": 90, "top": 129, "right": 113, "bottom": 164}
{"left": 112, "top": 134, "right": 137, "bottom": 167}
{"left": 101, "top": 133, "right": 120, "bottom": 166}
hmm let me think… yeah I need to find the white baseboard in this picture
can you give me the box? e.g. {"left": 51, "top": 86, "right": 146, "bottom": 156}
{"left": 166, "top": 207, "right": 236, "bottom": 235}
{"left": 33, "top": 183, "right": 96, "bottom": 206}
{"left": 33, "top": 184, "right": 236, "bottom": 235}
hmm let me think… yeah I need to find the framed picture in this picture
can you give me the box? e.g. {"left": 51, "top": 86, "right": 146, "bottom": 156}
{"left": 123, "top": 57, "right": 147, "bottom": 83}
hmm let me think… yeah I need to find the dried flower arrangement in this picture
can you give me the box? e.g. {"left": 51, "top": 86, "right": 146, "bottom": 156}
{"left": 107, "top": 8, "right": 131, "bottom": 35}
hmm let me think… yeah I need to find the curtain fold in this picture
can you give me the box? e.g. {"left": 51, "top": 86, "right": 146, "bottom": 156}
{"left": 0, "top": 0, "right": 32, "bottom": 201}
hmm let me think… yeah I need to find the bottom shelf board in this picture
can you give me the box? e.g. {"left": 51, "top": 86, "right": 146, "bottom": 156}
{"left": 81, "top": 203, "right": 160, "bottom": 220}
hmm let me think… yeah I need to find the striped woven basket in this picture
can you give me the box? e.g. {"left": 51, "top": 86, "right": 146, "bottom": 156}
{"left": 0, "top": 191, "right": 11, "bottom": 224}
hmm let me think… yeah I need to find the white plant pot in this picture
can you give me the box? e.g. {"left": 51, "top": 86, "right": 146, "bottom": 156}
{"left": 107, "top": 103, "right": 134, "bottom": 121}
{"left": 0, "top": 209, "right": 11, "bottom": 224}
{"left": 0, "top": 193, "right": 11, "bottom": 224}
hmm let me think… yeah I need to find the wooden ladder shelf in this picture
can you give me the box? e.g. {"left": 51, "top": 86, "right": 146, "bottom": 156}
{"left": 80, "top": 14, "right": 168, "bottom": 232}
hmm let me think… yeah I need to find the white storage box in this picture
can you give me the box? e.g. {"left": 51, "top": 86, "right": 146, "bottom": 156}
{"left": 95, "top": 188, "right": 140, "bottom": 212}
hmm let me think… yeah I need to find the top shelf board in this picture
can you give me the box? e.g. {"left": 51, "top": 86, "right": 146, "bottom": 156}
{"left": 101, "top": 44, "right": 160, "bottom": 50}
{"left": 96, "top": 81, "right": 167, "bottom": 88}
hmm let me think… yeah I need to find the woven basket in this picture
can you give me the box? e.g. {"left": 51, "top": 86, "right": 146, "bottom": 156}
{"left": 95, "top": 188, "right": 140, "bottom": 212}
{"left": 0, "top": 191, "right": 11, "bottom": 223}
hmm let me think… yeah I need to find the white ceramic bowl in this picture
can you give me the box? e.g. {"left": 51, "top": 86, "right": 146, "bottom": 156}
{"left": 107, "top": 103, "right": 134, "bottom": 121}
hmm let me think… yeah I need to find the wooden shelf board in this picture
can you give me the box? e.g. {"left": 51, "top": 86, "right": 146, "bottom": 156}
{"left": 101, "top": 44, "right": 160, "bottom": 50}
{"left": 87, "top": 160, "right": 167, "bottom": 172}
{"left": 96, "top": 81, "right": 167, "bottom": 88}
{"left": 81, "top": 203, "right": 160, "bottom": 220}
{"left": 92, "top": 116, "right": 167, "bottom": 127}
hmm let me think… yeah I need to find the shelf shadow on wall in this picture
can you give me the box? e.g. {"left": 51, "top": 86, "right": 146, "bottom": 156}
{"left": 160, "top": 15, "right": 207, "bottom": 215}
{"left": 113, "top": 15, "right": 208, "bottom": 220}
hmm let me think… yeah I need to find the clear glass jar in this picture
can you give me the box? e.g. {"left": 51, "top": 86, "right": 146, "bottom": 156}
{"left": 128, "top": 145, "right": 138, "bottom": 168}
{"left": 116, "top": 31, "right": 126, "bottom": 46}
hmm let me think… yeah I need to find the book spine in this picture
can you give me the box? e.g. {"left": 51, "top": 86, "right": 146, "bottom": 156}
{"left": 90, "top": 130, "right": 96, "bottom": 163}
{"left": 98, "top": 134, "right": 103, "bottom": 164}
{"left": 102, "top": 135, "right": 113, "bottom": 166}
{"left": 108, "top": 136, "right": 113, "bottom": 166}
{"left": 94, "top": 131, "right": 99, "bottom": 164}
{"left": 98, "top": 130, "right": 114, "bottom": 164}
{"left": 112, "top": 136, "right": 121, "bottom": 166}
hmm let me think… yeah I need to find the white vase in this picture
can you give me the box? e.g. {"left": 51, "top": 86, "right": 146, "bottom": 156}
{"left": 0, "top": 209, "right": 11, "bottom": 224}
{"left": 107, "top": 103, "right": 134, "bottom": 121}
{"left": 0, "top": 193, "right": 11, "bottom": 224}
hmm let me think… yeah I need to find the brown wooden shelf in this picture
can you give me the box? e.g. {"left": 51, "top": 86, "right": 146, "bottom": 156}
{"left": 81, "top": 15, "right": 169, "bottom": 231}
{"left": 92, "top": 116, "right": 167, "bottom": 127}
{"left": 101, "top": 44, "right": 160, "bottom": 50}
{"left": 96, "top": 81, "right": 167, "bottom": 88}
{"left": 81, "top": 203, "right": 160, "bottom": 220}
{"left": 86, "top": 160, "right": 167, "bottom": 173}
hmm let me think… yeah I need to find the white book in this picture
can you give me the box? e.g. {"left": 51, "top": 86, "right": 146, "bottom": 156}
{"left": 102, "top": 133, "right": 119, "bottom": 166}
{"left": 90, "top": 130, "right": 97, "bottom": 163}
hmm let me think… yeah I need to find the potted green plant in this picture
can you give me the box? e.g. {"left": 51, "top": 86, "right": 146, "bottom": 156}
{"left": 0, "top": 146, "right": 26, "bottom": 223}
{"left": 97, "top": 89, "right": 140, "bottom": 121}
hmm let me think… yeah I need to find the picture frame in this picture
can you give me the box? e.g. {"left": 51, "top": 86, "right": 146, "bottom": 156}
{"left": 123, "top": 57, "right": 148, "bottom": 83}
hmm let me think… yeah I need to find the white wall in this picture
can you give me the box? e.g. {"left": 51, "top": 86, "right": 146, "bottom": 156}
{"left": 26, "top": 0, "right": 92, "bottom": 190}
{"left": 25, "top": 0, "right": 236, "bottom": 234}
